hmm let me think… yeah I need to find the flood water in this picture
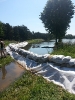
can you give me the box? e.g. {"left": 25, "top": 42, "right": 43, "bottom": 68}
{"left": 23, "top": 39, "right": 75, "bottom": 55}
{"left": 0, "top": 39, "right": 75, "bottom": 91}
{"left": 24, "top": 41, "right": 55, "bottom": 55}
{"left": 0, "top": 62, "right": 25, "bottom": 91}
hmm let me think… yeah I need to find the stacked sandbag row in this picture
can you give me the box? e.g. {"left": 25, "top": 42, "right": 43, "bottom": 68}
{"left": 9, "top": 43, "right": 75, "bottom": 67}
{"left": 8, "top": 44, "right": 50, "bottom": 63}
{"left": 9, "top": 42, "right": 28, "bottom": 48}
{"left": 49, "top": 55, "right": 75, "bottom": 67}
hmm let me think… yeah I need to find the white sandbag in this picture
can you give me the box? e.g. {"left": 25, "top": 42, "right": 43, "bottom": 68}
{"left": 49, "top": 55, "right": 64, "bottom": 64}
{"left": 62, "top": 56, "right": 71, "bottom": 64}
{"left": 69, "top": 59, "right": 75, "bottom": 67}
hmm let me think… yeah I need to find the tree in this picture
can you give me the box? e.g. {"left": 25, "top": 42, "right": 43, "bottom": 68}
{"left": 4, "top": 23, "right": 13, "bottom": 40}
{"left": 0, "top": 21, "right": 4, "bottom": 38}
{"left": 40, "top": 0, "right": 75, "bottom": 44}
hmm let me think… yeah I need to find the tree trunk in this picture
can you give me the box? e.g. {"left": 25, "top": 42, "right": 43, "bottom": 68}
{"left": 55, "top": 35, "right": 58, "bottom": 45}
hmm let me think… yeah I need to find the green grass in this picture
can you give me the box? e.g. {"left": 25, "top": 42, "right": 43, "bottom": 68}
{"left": 0, "top": 40, "right": 16, "bottom": 68}
{"left": 51, "top": 43, "right": 75, "bottom": 58}
{"left": 4, "top": 40, "right": 18, "bottom": 46}
{"left": 0, "top": 71, "right": 75, "bottom": 100}
{"left": 4, "top": 39, "right": 44, "bottom": 46}
{"left": 27, "top": 39, "right": 44, "bottom": 44}
{"left": 0, "top": 40, "right": 75, "bottom": 100}
{"left": 0, "top": 55, "right": 14, "bottom": 68}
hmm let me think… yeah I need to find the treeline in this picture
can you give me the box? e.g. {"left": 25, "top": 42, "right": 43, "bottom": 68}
{"left": 64, "top": 34, "right": 75, "bottom": 39}
{"left": 0, "top": 21, "right": 54, "bottom": 41}
{"left": 0, "top": 21, "right": 74, "bottom": 41}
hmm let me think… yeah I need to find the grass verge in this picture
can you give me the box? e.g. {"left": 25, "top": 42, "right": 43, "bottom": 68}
{"left": 51, "top": 43, "right": 75, "bottom": 58}
{"left": 0, "top": 40, "right": 16, "bottom": 68}
{"left": 4, "top": 40, "right": 18, "bottom": 46}
{"left": 0, "top": 55, "right": 14, "bottom": 68}
{"left": 27, "top": 39, "right": 44, "bottom": 44}
{"left": 0, "top": 40, "right": 75, "bottom": 100}
{"left": 0, "top": 70, "right": 75, "bottom": 100}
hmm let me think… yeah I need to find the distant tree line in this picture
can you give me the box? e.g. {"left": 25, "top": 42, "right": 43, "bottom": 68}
{"left": 0, "top": 21, "right": 74, "bottom": 42}
{"left": 0, "top": 21, "right": 54, "bottom": 41}
{"left": 64, "top": 34, "right": 75, "bottom": 39}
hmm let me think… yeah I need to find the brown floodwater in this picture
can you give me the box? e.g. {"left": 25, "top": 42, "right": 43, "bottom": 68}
{"left": 0, "top": 62, "right": 25, "bottom": 91}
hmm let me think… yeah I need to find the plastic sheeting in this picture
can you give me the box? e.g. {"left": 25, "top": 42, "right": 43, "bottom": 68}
{"left": 5, "top": 41, "right": 75, "bottom": 94}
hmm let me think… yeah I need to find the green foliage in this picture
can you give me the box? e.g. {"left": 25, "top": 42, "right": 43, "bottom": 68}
{"left": 40, "top": 0, "right": 75, "bottom": 44}
{"left": 0, "top": 21, "right": 54, "bottom": 41}
{"left": 0, "top": 22, "right": 33, "bottom": 41}
{"left": 0, "top": 21, "right": 4, "bottom": 38}
{"left": 0, "top": 40, "right": 16, "bottom": 68}
{"left": 0, "top": 55, "right": 14, "bottom": 68}
{"left": 52, "top": 42, "right": 75, "bottom": 58}
{"left": 4, "top": 40, "right": 17, "bottom": 46}
{"left": 33, "top": 32, "right": 55, "bottom": 41}
{"left": 27, "top": 39, "right": 44, "bottom": 44}
{"left": 65, "top": 34, "right": 75, "bottom": 39}
{"left": 0, "top": 71, "right": 75, "bottom": 100}
{"left": 0, "top": 40, "right": 75, "bottom": 99}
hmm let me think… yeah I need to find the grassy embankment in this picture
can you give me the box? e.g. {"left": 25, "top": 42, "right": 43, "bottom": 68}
{"left": 0, "top": 40, "right": 17, "bottom": 68}
{"left": 27, "top": 39, "right": 44, "bottom": 44}
{"left": 51, "top": 42, "right": 75, "bottom": 58}
{"left": 0, "top": 40, "right": 75, "bottom": 100}
{"left": 0, "top": 70, "right": 75, "bottom": 100}
{"left": 0, "top": 39, "right": 44, "bottom": 68}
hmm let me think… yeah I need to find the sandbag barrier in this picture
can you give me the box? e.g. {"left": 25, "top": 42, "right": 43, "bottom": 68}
{"left": 8, "top": 43, "right": 75, "bottom": 68}
{"left": 5, "top": 42, "right": 75, "bottom": 94}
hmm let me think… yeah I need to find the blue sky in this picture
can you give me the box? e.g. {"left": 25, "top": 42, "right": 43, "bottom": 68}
{"left": 0, "top": 0, "right": 75, "bottom": 35}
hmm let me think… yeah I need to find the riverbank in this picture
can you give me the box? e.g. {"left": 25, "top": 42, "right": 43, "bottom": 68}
{"left": 0, "top": 70, "right": 75, "bottom": 100}
{"left": 0, "top": 40, "right": 17, "bottom": 68}
{"left": 0, "top": 40, "right": 75, "bottom": 100}
{"left": 0, "top": 61, "right": 25, "bottom": 92}
{"left": 0, "top": 39, "right": 44, "bottom": 68}
{"left": 27, "top": 39, "right": 44, "bottom": 44}
{"left": 51, "top": 42, "right": 75, "bottom": 58}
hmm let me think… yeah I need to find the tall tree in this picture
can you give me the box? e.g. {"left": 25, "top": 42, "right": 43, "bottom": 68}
{"left": 0, "top": 21, "right": 4, "bottom": 38}
{"left": 40, "top": 0, "right": 75, "bottom": 44}
{"left": 4, "top": 23, "right": 13, "bottom": 40}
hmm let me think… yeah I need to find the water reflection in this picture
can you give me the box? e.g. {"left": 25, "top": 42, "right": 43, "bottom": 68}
{"left": 0, "top": 62, "right": 25, "bottom": 91}
{"left": 22, "top": 44, "right": 32, "bottom": 50}
{"left": 32, "top": 44, "right": 40, "bottom": 48}
{"left": 23, "top": 39, "right": 75, "bottom": 55}
{"left": 2, "top": 66, "right": 7, "bottom": 79}
{"left": 23, "top": 42, "right": 55, "bottom": 55}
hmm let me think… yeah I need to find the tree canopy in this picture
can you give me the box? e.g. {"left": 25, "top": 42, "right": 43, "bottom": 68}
{"left": 40, "top": 0, "right": 75, "bottom": 44}
{"left": 0, "top": 21, "right": 4, "bottom": 38}
{"left": 0, "top": 21, "right": 54, "bottom": 41}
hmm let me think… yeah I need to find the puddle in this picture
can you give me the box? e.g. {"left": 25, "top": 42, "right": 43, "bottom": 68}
{"left": 0, "top": 62, "right": 25, "bottom": 91}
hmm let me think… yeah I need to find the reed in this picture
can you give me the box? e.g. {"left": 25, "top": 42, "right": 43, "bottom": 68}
{"left": 52, "top": 42, "right": 75, "bottom": 58}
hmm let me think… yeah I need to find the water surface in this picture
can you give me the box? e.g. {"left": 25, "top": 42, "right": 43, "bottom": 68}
{"left": 24, "top": 39, "right": 75, "bottom": 55}
{"left": 24, "top": 41, "right": 55, "bottom": 55}
{"left": 0, "top": 62, "right": 25, "bottom": 91}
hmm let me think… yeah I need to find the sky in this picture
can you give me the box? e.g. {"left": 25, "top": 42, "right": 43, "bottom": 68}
{"left": 0, "top": 0, "right": 75, "bottom": 35}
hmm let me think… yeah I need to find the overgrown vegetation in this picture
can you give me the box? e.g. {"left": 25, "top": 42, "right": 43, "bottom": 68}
{"left": 0, "top": 40, "right": 75, "bottom": 99}
{"left": 0, "top": 40, "right": 15, "bottom": 68}
{"left": 0, "top": 55, "right": 14, "bottom": 68}
{"left": 0, "top": 39, "right": 43, "bottom": 68}
{"left": 0, "top": 71, "right": 75, "bottom": 100}
{"left": 27, "top": 39, "right": 44, "bottom": 44}
{"left": 4, "top": 40, "right": 18, "bottom": 46}
{"left": 0, "top": 21, "right": 55, "bottom": 41}
{"left": 51, "top": 42, "right": 75, "bottom": 58}
{"left": 40, "top": 0, "right": 75, "bottom": 44}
